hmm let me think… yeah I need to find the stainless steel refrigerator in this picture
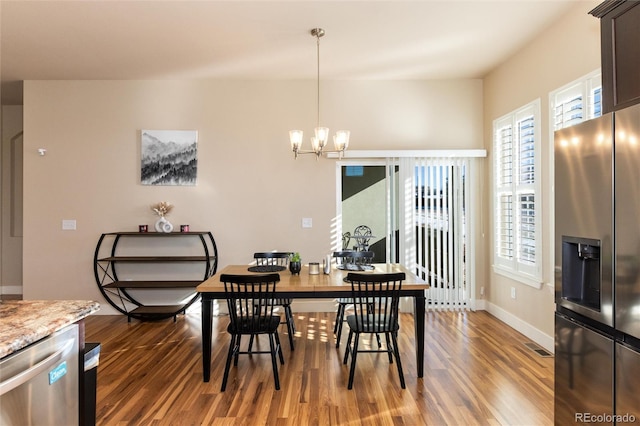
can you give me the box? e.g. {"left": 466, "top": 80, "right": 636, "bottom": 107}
{"left": 555, "top": 102, "right": 640, "bottom": 425}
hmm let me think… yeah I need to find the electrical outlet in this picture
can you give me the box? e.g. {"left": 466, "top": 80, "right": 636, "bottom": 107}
{"left": 480, "top": 287, "right": 485, "bottom": 296}
{"left": 510, "top": 287, "right": 516, "bottom": 299}
{"left": 302, "top": 218, "right": 312, "bottom": 228}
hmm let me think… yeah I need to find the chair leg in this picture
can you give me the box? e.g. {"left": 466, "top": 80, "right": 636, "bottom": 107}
{"left": 343, "top": 330, "right": 353, "bottom": 364}
{"left": 274, "top": 331, "right": 285, "bottom": 365}
{"left": 391, "top": 332, "right": 406, "bottom": 389}
{"left": 335, "top": 314, "right": 345, "bottom": 349}
{"left": 365, "top": 302, "right": 382, "bottom": 349}
{"left": 221, "top": 334, "right": 237, "bottom": 392}
{"left": 347, "top": 333, "right": 360, "bottom": 389}
{"left": 268, "top": 333, "right": 281, "bottom": 390}
{"left": 247, "top": 334, "right": 254, "bottom": 353}
{"left": 334, "top": 303, "right": 344, "bottom": 334}
{"left": 234, "top": 335, "right": 242, "bottom": 365}
{"left": 284, "top": 306, "right": 295, "bottom": 351}
{"left": 285, "top": 305, "right": 296, "bottom": 332}
{"left": 385, "top": 333, "right": 393, "bottom": 363}
{"left": 335, "top": 303, "right": 349, "bottom": 348}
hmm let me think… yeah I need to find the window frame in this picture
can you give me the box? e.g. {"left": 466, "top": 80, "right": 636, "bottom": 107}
{"left": 493, "top": 99, "right": 542, "bottom": 288}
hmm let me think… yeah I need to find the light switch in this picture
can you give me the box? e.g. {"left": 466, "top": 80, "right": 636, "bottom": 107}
{"left": 302, "top": 218, "right": 313, "bottom": 228}
{"left": 62, "top": 219, "right": 77, "bottom": 230}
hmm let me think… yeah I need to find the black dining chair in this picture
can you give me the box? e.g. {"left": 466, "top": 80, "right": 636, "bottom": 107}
{"left": 253, "top": 252, "right": 292, "bottom": 270}
{"left": 253, "top": 252, "right": 296, "bottom": 350}
{"left": 342, "top": 272, "right": 406, "bottom": 390}
{"left": 353, "top": 225, "right": 373, "bottom": 251}
{"left": 332, "top": 251, "right": 376, "bottom": 348}
{"left": 220, "top": 273, "right": 285, "bottom": 391}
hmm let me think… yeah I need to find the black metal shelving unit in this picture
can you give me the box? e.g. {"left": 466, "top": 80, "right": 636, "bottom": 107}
{"left": 93, "top": 231, "right": 218, "bottom": 321}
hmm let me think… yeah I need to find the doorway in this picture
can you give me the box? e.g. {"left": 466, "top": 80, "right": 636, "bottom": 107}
{"left": 1, "top": 106, "right": 24, "bottom": 299}
{"left": 338, "top": 156, "right": 473, "bottom": 309}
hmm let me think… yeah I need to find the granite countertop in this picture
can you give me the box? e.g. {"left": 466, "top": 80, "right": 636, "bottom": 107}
{"left": 0, "top": 300, "right": 100, "bottom": 359}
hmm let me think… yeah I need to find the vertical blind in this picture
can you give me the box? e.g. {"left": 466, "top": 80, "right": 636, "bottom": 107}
{"left": 347, "top": 152, "right": 482, "bottom": 310}
{"left": 413, "top": 157, "right": 470, "bottom": 310}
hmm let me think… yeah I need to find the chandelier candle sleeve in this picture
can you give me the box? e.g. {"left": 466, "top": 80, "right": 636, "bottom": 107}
{"left": 334, "top": 130, "right": 350, "bottom": 151}
{"left": 290, "top": 130, "right": 304, "bottom": 152}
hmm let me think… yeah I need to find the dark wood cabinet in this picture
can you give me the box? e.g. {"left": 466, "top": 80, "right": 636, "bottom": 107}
{"left": 93, "top": 231, "right": 218, "bottom": 321}
{"left": 591, "top": 0, "right": 640, "bottom": 113}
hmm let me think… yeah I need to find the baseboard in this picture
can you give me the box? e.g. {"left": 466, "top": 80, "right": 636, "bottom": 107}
{"left": 483, "top": 301, "right": 554, "bottom": 354}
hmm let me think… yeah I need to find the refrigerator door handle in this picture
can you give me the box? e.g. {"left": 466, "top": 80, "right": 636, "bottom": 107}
{"left": 0, "top": 338, "right": 74, "bottom": 397}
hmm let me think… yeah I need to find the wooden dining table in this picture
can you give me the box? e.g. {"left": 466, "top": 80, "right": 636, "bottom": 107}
{"left": 196, "top": 263, "right": 429, "bottom": 382}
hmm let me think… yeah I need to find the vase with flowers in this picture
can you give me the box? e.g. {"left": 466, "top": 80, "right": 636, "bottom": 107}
{"left": 151, "top": 201, "right": 174, "bottom": 233}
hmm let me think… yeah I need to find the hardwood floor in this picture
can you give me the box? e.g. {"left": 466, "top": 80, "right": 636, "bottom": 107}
{"left": 85, "top": 310, "right": 554, "bottom": 425}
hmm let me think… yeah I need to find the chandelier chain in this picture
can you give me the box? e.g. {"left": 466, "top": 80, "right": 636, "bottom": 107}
{"left": 316, "top": 31, "right": 320, "bottom": 128}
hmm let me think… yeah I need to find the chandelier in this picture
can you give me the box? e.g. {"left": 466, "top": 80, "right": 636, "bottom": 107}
{"left": 290, "top": 28, "right": 350, "bottom": 159}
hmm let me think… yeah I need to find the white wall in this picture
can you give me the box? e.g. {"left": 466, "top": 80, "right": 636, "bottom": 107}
{"left": 481, "top": 0, "right": 602, "bottom": 350}
{"left": 22, "top": 79, "right": 483, "bottom": 313}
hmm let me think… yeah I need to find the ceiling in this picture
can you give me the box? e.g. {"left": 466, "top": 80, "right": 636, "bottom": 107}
{"left": 1, "top": 0, "right": 583, "bottom": 105}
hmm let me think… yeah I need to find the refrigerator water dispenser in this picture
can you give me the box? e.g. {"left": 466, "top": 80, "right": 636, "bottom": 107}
{"left": 561, "top": 236, "right": 601, "bottom": 311}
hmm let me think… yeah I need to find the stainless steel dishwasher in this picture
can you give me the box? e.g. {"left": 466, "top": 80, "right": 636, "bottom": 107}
{"left": 0, "top": 324, "right": 80, "bottom": 425}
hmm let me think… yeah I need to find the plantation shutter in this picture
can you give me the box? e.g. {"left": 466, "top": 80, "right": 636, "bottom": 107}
{"left": 518, "top": 116, "right": 536, "bottom": 265}
{"left": 552, "top": 71, "right": 602, "bottom": 131}
{"left": 493, "top": 100, "right": 541, "bottom": 284}
{"left": 496, "top": 123, "right": 514, "bottom": 261}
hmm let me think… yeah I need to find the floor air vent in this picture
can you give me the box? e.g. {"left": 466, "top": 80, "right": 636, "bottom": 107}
{"left": 524, "top": 342, "right": 553, "bottom": 357}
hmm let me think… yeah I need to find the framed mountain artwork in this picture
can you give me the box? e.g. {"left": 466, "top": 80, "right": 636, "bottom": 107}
{"left": 141, "top": 130, "right": 197, "bottom": 186}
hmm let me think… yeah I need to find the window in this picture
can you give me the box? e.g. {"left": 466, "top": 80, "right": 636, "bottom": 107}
{"left": 493, "top": 100, "right": 542, "bottom": 287}
{"left": 551, "top": 70, "right": 602, "bottom": 131}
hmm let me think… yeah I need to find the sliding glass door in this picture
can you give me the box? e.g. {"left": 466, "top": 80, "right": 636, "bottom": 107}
{"left": 337, "top": 156, "right": 473, "bottom": 309}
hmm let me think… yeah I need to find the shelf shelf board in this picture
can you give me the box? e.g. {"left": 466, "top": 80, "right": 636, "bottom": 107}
{"left": 129, "top": 305, "right": 189, "bottom": 315}
{"left": 97, "top": 256, "right": 215, "bottom": 262}
{"left": 104, "top": 231, "right": 210, "bottom": 236}
{"left": 103, "top": 280, "right": 202, "bottom": 289}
